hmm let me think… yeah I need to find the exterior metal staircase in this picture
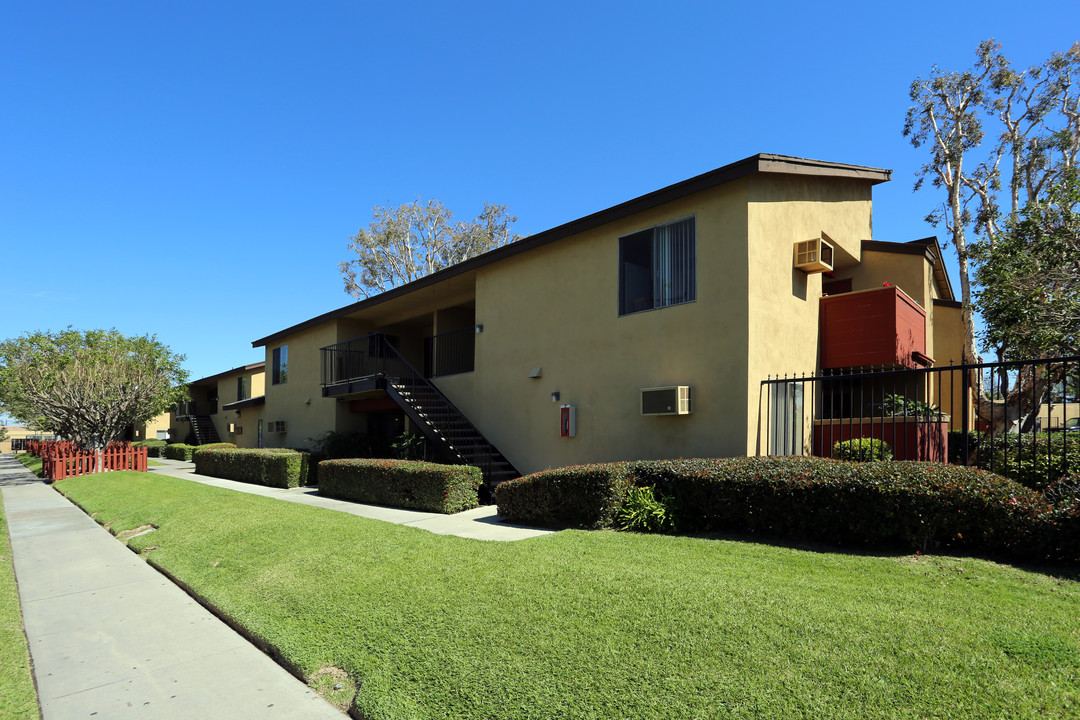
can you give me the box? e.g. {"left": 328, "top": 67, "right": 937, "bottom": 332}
{"left": 189, "top": 415, "right": 221, "bottom": 445}
{"left": 321, "top": 333, "right": 519, "bottom": 497}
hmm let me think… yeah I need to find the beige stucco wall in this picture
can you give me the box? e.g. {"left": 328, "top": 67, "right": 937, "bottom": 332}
{"left": 847, "top": 251, "right": 928, "bottom": 305}
{"left": 261, "top": 325, "right": 339, "bottom": 449}
{"left": 133, "top": 412, "right": 172, "bottom": 442}
{"left": 434, "top": 180, "right": 753, "bottom": 475}
{"left": 216, "top": 368, "right": 266, "bottom": 447}
{"left": 931, "top": 302, "right": 970, "bottom": 429}
{"left": 744, "top": 175, "right": 875, "bottom": 455}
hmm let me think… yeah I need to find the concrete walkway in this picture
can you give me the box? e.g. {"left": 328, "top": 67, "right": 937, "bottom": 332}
{"left": 145, "top": 457, "right": 554, "bottom": 541}
{"left": 0, "top": 455, "right": 346, "bottom": 720}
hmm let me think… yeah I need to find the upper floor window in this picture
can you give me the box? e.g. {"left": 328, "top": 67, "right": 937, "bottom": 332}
{"left": 272, "top": 346, "right": 288, "bottom": 385}
{"left": 237, "top": 375, "right": 249, "bottom": 401}
{"left": 618, "top": 217, "right": 696, "bottom": 316}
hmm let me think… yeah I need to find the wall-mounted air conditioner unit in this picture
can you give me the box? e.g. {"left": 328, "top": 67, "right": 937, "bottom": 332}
{"left": 268, "top": 421, "right": 287, "bottom": 433}
{"left": 641, "top": 386, "right": 691, "bottom": 415}
{"left": 794, "top": 234, "right": 835, "bottom": 273}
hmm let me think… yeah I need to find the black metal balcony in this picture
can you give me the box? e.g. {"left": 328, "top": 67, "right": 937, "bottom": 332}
{"left": 424, "top": 326, "right": 475, "bottom": 378}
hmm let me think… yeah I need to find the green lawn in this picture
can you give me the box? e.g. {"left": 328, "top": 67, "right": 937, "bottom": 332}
{"left": 56, "top": 471, "right": 1080, "bottom": 720}
{"left": 0, "top": 494, "right": 41, "bottom": 720}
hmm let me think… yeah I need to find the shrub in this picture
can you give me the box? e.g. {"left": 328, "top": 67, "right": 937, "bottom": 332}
{"left": 948, "top": 429, "right": 984, "bottom": 464}
{"left": 615, "top": 485, "right": 677, "bottom": 533}
{"left": 624, "top": 457, "right": 1055, "bottom": 559}
{"left": 975, "top": 432, "right": 1080, "bottom": 490}
{"left": 319, "top": 459, "right": 481, "bottom": 514}
{"left": 495, "top": 463, "right": 632, "bottom": 529}
{"left": 1032, "top": 496, "right": 1080, "bottom": 565}
{"left": 194, "top": 448, "right": 310, "bottom": 488}
{"left": 163, "top": 442, "right": 236, "bottom": 462}
{"left": 133, "top": 439, "right": 168, "bottom": 458}
{"left": 1045, "top": 475, "right": 1080, "bottom": 508}
{"left": 310, "top": 430, "right": 381, "bottom": 460}
{"left": 832, "top": 438, "right": 893, "bottom": 462}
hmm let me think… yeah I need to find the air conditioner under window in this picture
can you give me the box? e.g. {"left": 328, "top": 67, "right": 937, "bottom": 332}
{"left": 641, "top": 386, "right": 691, "bottom": 415}
{"left": 794, "top": 235, "right": 835, "bottom": 273}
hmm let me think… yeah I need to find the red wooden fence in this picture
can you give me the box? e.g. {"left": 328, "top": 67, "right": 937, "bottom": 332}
{"left": 27, "top": 440, "right": 148, "bottom": 481}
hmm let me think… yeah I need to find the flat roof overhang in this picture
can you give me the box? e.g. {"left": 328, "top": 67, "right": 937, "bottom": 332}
{"left": 221, "top": 395, "right": 266, "bottom": 411}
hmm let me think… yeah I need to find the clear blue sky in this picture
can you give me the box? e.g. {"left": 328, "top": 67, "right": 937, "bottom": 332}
{"left": 2, "top": 1, "right": 1077, "bottom": 383}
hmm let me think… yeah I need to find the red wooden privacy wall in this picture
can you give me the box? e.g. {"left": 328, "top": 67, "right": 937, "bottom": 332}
{"left": 819, "top": 286, "right": 927, "bottom": 370}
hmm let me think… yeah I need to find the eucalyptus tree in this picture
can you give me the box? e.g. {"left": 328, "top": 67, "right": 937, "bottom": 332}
{"left": 341, "top": 199, "right": 520, "bottom": 299}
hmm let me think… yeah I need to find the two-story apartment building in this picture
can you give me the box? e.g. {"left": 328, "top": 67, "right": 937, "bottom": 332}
{"left": 171, "top": 362, "right": 266, "bottom": 447}
{"left": 246, "top": 154, "right": 964, "bottom": 490}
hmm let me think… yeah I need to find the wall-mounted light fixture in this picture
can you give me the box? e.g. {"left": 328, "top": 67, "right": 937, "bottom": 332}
{"left": 303, "top": 397, "right": 311, "bottom": 405}
{"left": 529, "top": 366, "right": 542, "bottom": 378}
{"left": 551, "top": 391, "right": 560, "bottom": 402}
{"left": 475, "top": 323, "right": 484, "bottom": 333}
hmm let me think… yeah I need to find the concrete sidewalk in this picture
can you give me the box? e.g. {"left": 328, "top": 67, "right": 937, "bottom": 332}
{"left": 146, "top": 457, "right": 554, "bottom": 542}
{"left": 0, "top": 454, "right": 346, "bottom": 720}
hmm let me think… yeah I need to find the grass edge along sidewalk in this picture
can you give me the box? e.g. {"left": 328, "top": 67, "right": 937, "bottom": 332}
{"left": 0, "top": 491, "right": 42, "bottom": 720}
{"left": 53, "top": 469, "right": 1080, "bottom": 720}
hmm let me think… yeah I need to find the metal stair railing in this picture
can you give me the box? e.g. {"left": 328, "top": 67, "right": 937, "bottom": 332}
{"left": 328, "top": 333, "right": 518, "bottom": 487}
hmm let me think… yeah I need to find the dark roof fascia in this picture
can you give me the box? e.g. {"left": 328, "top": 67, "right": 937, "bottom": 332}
{"left": 221, "top": 395, "right": 266, "bottom": 411}
{"left": 861, "top": 239, "right": 936, "bottom": 261}
{"left": 253, "top": 154, "right": 892, "bottom": 348}
{"left": 932, "top": 299, "right": 963, "bottom": 309}
{"left": 187, "top": 362, "right": 266, "bottom": 387}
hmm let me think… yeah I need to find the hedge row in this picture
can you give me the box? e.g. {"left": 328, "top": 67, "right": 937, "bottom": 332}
{"left": 495, "top": 457, "right": 1078, "bottom": 565}
{"left": 493, "top": 463, "right": 632, "bottom": 529}
{"left": 977, "top": 433, "right": 1080, "bottom": 491}
{"left": 318, "top": 459, "right": 481, "bottom": 514}
{"left": 162, "top": 442, "right": 236, "bottom": 462}
{"left": 193, "top": 448, "right": 311, "bottom": 488}
{"left": 132, "top": 439, "right": 167, "bottom": 458}
{"left": 948, "top": 430, "right": 1080, "bottom": 490}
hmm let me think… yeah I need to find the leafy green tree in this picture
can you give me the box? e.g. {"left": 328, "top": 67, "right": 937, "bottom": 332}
{"left": 340, "top": 199, "right": 520, "bottom": 299}
{"left": 0, "top": 329, "right": 188, "bottom": 451}
{"left": 974, "top": 175, "right": 1080, "bottom": 358}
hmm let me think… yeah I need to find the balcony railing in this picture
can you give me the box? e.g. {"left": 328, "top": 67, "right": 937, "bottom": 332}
{"left": 321, "top": 333, "right": 407, "bottom": 387}
{"left": 322, "top": 329, "right": 476, "bottom": 387}
{"left": 424, "top": 326, "right": 475, "bottom": 378}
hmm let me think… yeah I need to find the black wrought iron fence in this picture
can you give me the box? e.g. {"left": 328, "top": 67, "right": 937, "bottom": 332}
{"left": 321, "top": 333, "right": 412, "bottom": 387}
{"left": 761, "top": 355, "right": 1080, "bottom": 489}
{"left": 424, "top": 326, "right": 475, "bottom": 378}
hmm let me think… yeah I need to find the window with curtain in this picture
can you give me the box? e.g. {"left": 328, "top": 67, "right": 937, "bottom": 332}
{"left": 618, "top": 217, "right": 696, "bottom": 315}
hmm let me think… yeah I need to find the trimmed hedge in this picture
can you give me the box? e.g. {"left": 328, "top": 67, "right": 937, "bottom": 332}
{"left": 133, "top": 439, "right": 168, "bottom": 458}
{"left": 631, "top": 457, "right": 1052, "bottom": 556}
{"left": 193, "top": 448, "right": 310, "bottom": 489}
{"left": 975, "top": 432, "right": 1080, "bottom": 491}
{"left": 163, "top": 442, "right": 236, "bottom": 462}
{"left": 318, "top": 459, "right": 481, "bottom": 514}
{"left": 499, "top": 456, "right": 1075, "bottom": 564}
{"left": 495, "top": 463, "right": 632, "bottom": 529}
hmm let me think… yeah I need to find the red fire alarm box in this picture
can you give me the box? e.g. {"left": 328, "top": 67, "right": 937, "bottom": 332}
{"left": 560, "top": 404, "right": 576, "bottom": 438}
